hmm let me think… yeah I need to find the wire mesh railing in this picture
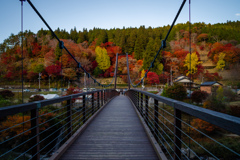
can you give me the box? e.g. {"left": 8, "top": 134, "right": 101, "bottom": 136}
{"left": 126, "top": 89, "right": 240, "bottom": 160}
{"left": 0, "top": 89, "right": 119, "bottom": 160}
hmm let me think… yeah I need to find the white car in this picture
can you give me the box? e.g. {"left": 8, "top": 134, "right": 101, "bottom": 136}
{"left": 90, "top": 88, "right": 96, "bottom": 91}
{"left": 82, "top": 88, "right": 90, "bottom": 92}
{"left": 23, "top": 89, "right": 30, "bottom": 92}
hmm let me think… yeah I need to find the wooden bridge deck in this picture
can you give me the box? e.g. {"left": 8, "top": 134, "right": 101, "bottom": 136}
{"left": 59, "top": 95, "right": 159, "bottom": 160}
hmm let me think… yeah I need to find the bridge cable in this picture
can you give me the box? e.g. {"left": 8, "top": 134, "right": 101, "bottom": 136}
{"left": 127, "top": 0, "right": 187, "bottom": 88}
{"left": 114, "top": 53, "right": 119, "bottom": 89}
{"left": 20, "top": 1, "right": 26, "bottom": 159}
{"left": 25, "top": 0, "right": 116, "bottom": 89}
{"left": 188, "top": 0, "right": 192, "bottom": 157}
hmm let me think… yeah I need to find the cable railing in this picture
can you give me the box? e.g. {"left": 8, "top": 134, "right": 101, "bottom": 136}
{"left": 0, "top": 89, "right": 119, "bottom": 160}
{"left": 126, "top": 89, "right": 240, "bottom": 160}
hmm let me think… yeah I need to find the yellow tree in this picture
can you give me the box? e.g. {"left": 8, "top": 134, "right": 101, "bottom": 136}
{"left": 95, "top": 46, "right": 110, "bottom": 71}
{"left": 215, "top": 52, "right": 225, "bottom": 70}
{"left": 141, "top": 69, "right": 145, "bottom": 79}
{"left": 184, "top": 52, "right": 201, "bottom": 76}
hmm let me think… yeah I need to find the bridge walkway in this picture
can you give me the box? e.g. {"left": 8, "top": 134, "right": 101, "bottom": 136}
{"left": 59, "top": 95, "right": 159, "bottom": 160}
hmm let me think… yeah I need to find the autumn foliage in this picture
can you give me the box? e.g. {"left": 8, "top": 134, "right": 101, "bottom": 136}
{"left": 191, "top": 118, "right": 217, "bottom": 134}
{"left": 147, "top": 72, "right": 159, "bottom": 85}
{"left": 0, "top": 21, "right": 239, "bottom": 88}
{"left": 0, "top": 111, "right": 57, "bottom": 140}
{"left": 191, "top": 90, "right": 208, "bottom": 104}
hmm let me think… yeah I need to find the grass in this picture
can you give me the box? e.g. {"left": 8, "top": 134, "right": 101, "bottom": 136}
{"left": 148, "top": 91, "right": 159, "bottom": 94}
{"left": 229, "top": 101, "right": 240, "bottom": 106}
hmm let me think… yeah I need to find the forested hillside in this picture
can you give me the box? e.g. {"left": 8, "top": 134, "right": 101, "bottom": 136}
{"left": 0, "top": 21, "right": 240, "bottom": 86}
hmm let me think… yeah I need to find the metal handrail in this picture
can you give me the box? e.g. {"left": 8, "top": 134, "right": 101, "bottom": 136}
{"left": 0, "top": 89, "right": 119, "bottom": 160}
{"left": 130, "top": 89, "right": 240, "bottom": 135}
{"left": 126, "top": 89, "right": 240, "bottom": 160}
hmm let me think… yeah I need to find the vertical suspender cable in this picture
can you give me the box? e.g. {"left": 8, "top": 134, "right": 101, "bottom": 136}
{"left": 20, "top": 1, "right": 25, "bottom": 159}
{"left": 188, "top": 0, "right": 192, "bottom": 157}
{"left": 189, "top": 0, "right": 192, "bottom": 100}
{"left": 21, "top": 0, "right": 24, "bottom": 103}
{"left": 60, "top": 48, "right": 63, "bottom": 96}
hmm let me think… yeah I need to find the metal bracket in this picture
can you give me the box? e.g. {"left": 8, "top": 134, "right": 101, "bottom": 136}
{"left": 34, "top": 102, "right": 41, "bottom": 109}
{"left": 151, "top": 62, "right": 154, "bottom": 68}
{"left": 59, "top": 41, "right": 64, "bottom": 49}
{"left": 161, "top": 40, "right": 166, "bottom": 48}
{"left": 78, "top": 63, "right": 81, "bottom": 68}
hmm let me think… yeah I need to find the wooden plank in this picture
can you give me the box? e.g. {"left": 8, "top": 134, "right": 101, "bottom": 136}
{"left": 49, "top": 95, "right": 117, "bottom": 160}
{"left": 59, "top": 96, "right": 158, "bottom": 160}
{"left": 127, "top": 95, "right": 168, "bottom": 160}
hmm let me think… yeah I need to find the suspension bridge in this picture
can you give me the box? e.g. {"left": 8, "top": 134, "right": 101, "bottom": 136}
{"left": 0, "top": 0, "right": 240, "bottom": 160}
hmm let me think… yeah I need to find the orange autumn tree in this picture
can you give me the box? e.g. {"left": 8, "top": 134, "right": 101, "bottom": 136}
{"left": 0, "top": 111, "right": 57, "bottom": 138}
{"left": 191, "top": 118, "right": 217, "bottom": 134}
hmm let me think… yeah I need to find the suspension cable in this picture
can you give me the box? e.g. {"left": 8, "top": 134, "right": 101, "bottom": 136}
{"left": 127, "top": 0, "right": 187, "bottom": 88}
{"left": 188, "top": 0, "right": 192, "bottom": 157}
{"left": 25, "top": 0, "right": 117, "bottom": 89}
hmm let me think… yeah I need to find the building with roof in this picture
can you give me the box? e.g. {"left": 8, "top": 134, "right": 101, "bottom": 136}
{"left": 174, "top": 75, "right": 195, "bottom": 88}
{"left": 200, "top": 81, "right": 222, "bottom": 94}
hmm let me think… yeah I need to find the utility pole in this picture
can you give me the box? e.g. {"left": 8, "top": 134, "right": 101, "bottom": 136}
{"left": 38, "top": 73, "right": 42, "bottom": 91}
{"left": 49, "top": 75, "right": 51, "bottom": 90}
{"left": 170, "top": 66, "right": 173, "bottom": 86}
{"left": 84, "top": 72, "right": 86, "bottom": 88}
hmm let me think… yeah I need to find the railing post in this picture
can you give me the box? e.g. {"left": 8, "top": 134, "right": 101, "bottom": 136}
{"left": 92, "top": 92, "right": 94, "bottom": 115}
{"left": 135, "top": 91, "right": 138, "bottom": 107}
{"left": 145, "top": 95, "right": 149, "bottom": 123}
{"left": 82, "top": 95, "right": 86, "bottom": 123}
{"left": 67, "top": 98, "right": 72, "bottom": 138}
{"left": 140, "top": 93, "right": 143, "bottom": 115}
{"left": 154, "top": 99, "right": 159, "bottom": 141}
{"left": 31, "top": 107, "right": 40, "bottom": 160}
{"left": 174, "top": 108, "right": 182, "bottom": 160}
{"left": 106, "top": 90, "right": 108, "bottom": 102}
{"left": 134, "top": 91, "right": 137, "bottom": 106}
{"left": 101, "top": 90, "right": 103, "bottom": 106}
{"left": 137, "top": 92, "right": 139, "bottom": 109}
{"left": 97, "top": 91, "right": 100, "bottom": 110}
{"left": 106, "top": 90, "right": 108, "bottom": 101}
{"left": 104, "top": 90, "right": 106, "bottom": 103}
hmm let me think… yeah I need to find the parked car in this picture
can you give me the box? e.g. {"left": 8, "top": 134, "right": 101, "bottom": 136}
{"left": 82, "top": 88, "right": 90, "bottom": 92}
{"left": 23, "top": 89, "right": 30, "bottom": 92}
{"left": 90, "top": 88, "right": 96, "bottom": 91}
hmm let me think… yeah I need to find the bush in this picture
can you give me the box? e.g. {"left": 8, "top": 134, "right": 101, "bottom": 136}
{"left": 0, "top": 98, "right": 11, "bottom": 107}
{"left": 0, "top": 90, "right": 15, "bottom": 99}
{"left": 196, "top": 137, "right": 240, "bottom": 159}
{"left": 191, "top": 118, "right": 217, "bottom": 134}
{"left": 223, "top": 87, "right": 237, "bottom": 102}
{"left": 29, "top": 95, "right": 44, "bottom": 102}
{"left": 163, "top": 83, "right": 187, "bottom": 101}
{"left": 229, "top": 106, "right": 240, "bottom": 117}
{"left": 191, "top": 90, "right": 208, "bottom": 105}
{"left": 205, "top": 95, "right": 226, "bottom": 112}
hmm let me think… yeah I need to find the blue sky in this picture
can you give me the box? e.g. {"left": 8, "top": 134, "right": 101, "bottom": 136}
{"left": 0, "top": 0, "right": 239, "bottom": 44}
